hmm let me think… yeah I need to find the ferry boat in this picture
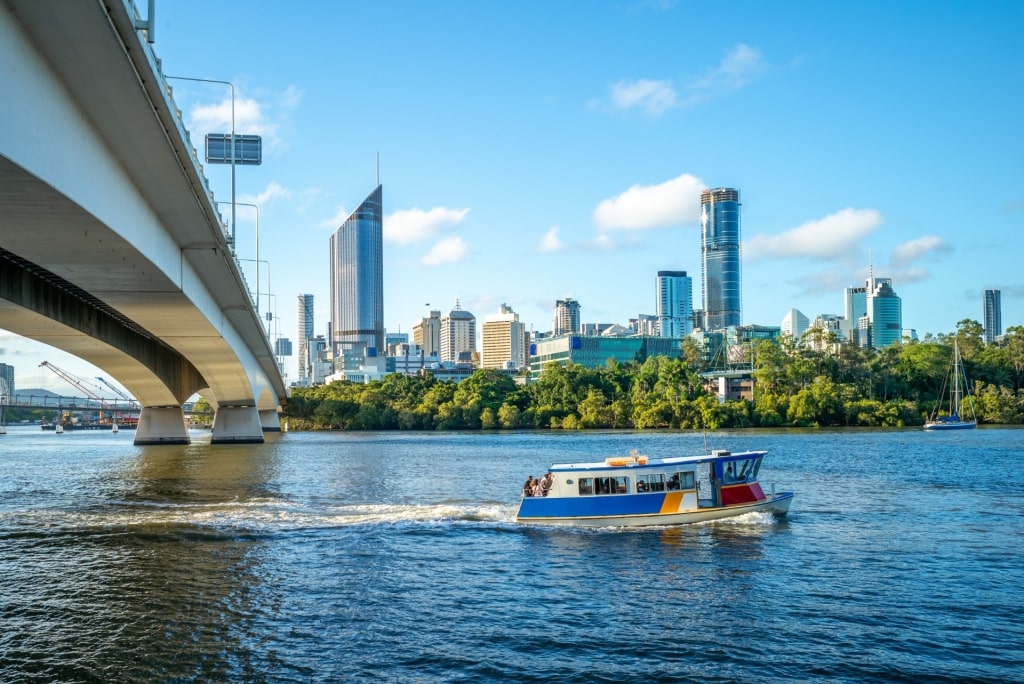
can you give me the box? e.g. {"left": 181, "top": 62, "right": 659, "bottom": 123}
{"left": 516, "top": 449, "right": 793, "bottom": 527}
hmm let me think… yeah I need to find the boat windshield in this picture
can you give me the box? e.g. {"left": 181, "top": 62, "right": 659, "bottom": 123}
{"left": 721, "top": 456, "right": 762, "bottom": 484}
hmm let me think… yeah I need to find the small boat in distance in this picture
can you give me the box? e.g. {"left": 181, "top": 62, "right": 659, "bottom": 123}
{"left": 516, "top": 448, "right": 793, "bottom": 527}
{"left": 924, "top": 339, "right": 977, "bottom": 431}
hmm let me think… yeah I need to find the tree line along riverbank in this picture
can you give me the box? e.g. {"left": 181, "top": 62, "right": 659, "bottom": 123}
{"left": 282, "top": 322, "right": 1024, "bottom": 431}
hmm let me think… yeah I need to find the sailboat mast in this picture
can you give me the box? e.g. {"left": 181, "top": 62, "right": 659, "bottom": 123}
{"left": 952, "top": 340, "right": 962, "bottom": 417}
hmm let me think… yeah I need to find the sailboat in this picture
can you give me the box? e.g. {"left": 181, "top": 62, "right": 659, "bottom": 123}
{"left": 924, "top": 340, "right": 976, "bottom": 430}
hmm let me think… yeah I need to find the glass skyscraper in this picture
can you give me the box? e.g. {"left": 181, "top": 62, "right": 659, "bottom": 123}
{"left": 984, "top": 289, "right": 1002, "bottom": 344}
{"left": 700, "top": 188, "right": 742, "bottom": 331}
{"left": 330, "top": 185, "right": 384, "bottom": 355}
{"left": 297, "top": 294, "right": 314, "bottom": 380}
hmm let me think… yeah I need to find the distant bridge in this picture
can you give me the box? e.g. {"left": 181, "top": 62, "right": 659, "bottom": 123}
{"left": 0, "top": 0, "right": 287, "bottom": 444}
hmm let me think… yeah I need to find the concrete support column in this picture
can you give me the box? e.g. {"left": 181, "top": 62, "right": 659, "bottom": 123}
{"left": 135, "top": 406, "right": 189, "bottom": 445}
{"left": 259, "top": 409, "right": 281, "bottom": 432}
{"left": 211, "top": 406, "right": 264, "bottom": 444}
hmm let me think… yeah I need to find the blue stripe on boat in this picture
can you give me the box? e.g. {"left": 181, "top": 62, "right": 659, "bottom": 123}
{"left": 518, "top": 492, "right": 667, "bottom": 519}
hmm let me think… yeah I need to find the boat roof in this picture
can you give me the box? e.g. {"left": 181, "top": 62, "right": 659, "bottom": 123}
{"left": 549, "top": 450, "right": 766, "bottom": 473}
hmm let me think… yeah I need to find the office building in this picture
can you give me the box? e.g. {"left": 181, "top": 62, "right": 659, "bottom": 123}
{"left": 329, "top": 185, "right": 384, "bottom": 356}
{"left": 482, "top": 304, "right": 527, "bottom": 370}
{"left": 553, "top": 298, "right": 581, "bottom": 336}
{"left": 841, "top": 286, "right": 867, "bottom": 345}
{"left": 413, "top": 310, "right": 442, "bottom": 357}
{"left": 297, "top": 294, "right": 314, "bottom": 380}
{"left": 781, "top": 308, "right": 809, "bottom": 341}
{"left": 656, "top": 270, "right": 693, "bottom": 338}
{"left": 865, "top": 275, "right": 902, "bottom": 348}
{"left": 700, "top": 188, "right": 742, "bottom": 331}
{"left": 529, "top": 333, "right": 683, "bottom": 380}
{"left": 440, "top": 301, "right": 477, "bottom": 363}
{"left": 984, "top": 289, "right": 1002, "bottom": 344}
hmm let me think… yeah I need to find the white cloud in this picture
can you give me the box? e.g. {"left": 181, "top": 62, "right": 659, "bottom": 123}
{"left": 190, "top": 95, "right": 279, "bottom": 143}
{"left": 384, "top": 207, "right": 470, "bottom": 246}
{"left": 680, "top": 44, "right": 767, "bottom": 108}
{"left": 421, "top": 236, "right": 469, "bottom": 266}
{"left": 609, "top": 79, "right": 677, "bottom": 116}
{"left": 593, "top": 43, "right": 767, "bottom": 116}
{"left": 593, "top": 173, "right": 705, "bottom": 231}
{"left": 744, "top": 208, "right": 883, "bottom": 260}
{"left": 236, "top": 183, "right": 293, "bottom": 221}
{"left": 890, "top": 235, "right": 951, "bottom": 268}
{"left": 319, "top": 205, "right": 350, "bottom": 229}
{"left": 538, "top": 226, "right": 565, "bottom": 252}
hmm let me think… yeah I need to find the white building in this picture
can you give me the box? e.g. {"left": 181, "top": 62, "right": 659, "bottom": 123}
{"left": 412, "top": 310, "right": 441, "bottom": 357}
{"left": 656, "top": 270, "right": 693, "bottom": 338}
{"left": 482, "top": 304, "right": 527, "bottom": 370}
{"left": 781, "top": 308, "right": 809, "bottom": 342}
{"left": 440, "top": 301, "right": 477, "bottom": 364}
{"left": 553, "top": 298, "right": 581, "bottom": 336}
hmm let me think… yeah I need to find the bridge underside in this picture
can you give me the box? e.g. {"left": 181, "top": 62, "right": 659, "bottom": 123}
{"left": 0, "top": 0, "right": 285, "bottom": 443}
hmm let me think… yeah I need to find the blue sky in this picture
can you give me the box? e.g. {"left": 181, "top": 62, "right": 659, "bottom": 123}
{"left": 4, "top": 0, "right": 1023, "bottom": 392}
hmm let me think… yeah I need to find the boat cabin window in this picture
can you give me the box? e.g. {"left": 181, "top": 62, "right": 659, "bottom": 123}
{"left": 636, "top": 473, "right": 665, "bottom": 493}
{"left": 666, "top": 471, "right": 696, "bottom": 490}
{"left": 578, "top": 476, "right": 630, "bottom": 495}
{"left": 722, "top": 456, "right": 762, "bottom": 484}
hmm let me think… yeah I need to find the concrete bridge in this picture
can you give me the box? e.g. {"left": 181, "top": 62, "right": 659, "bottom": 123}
{"left": 0, "top": 0, "right": 288, "bottom": 444}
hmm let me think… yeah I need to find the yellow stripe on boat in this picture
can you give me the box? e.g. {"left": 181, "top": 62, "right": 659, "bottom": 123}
{"left": 660, "top": 491, "right": 683, "bottom": 514}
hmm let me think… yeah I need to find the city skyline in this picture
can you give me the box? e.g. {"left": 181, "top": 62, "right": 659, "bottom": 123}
{"left": 1, "top": 1, "right": 1021, "bottom": 391}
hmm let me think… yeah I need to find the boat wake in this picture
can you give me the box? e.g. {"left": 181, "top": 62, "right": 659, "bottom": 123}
{"left": 2, "top": 499, "right": 522, "bottom": 535}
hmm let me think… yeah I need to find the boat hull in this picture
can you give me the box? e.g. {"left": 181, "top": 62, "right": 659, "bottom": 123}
{"left": 923, "top": 421, "right": 976, "bottom": 430}
{"left": 516, "top": 491, "right": 794, "bottom": 527}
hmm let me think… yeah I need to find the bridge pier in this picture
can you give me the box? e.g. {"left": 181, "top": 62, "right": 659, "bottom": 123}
{"left": 135, "top": 407, "right": 190, "bottom": 446}
{"left": 211, "top": 406, "right": 265, "bottom": 444}
{"left": 259, "top": 409, "right": 281, "bottom": 432}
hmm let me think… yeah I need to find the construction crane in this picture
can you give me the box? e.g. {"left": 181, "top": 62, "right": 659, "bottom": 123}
{"left": 95, "top": 377, "right": 139, "bottom": 411}
{"left": 38, "top": 361, "right": 139, "bottom": 425}
{"left": 39, "top": 362, "right": 111, "bottom": 407}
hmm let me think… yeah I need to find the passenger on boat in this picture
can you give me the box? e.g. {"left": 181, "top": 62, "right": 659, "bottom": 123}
{"left": 531, "top": 477, "right": 543, "bottom": 497}
{"left": 541, "top": 473, "right": 553, "bottom": 497}
{"left": 668, "top": 474, "right": 680, "bottom": 491}
{"left": 523, "top": 476, "right": 534, "bottom": 497}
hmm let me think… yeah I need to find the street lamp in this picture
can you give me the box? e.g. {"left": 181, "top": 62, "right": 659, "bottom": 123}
{"left": 222, "top": 201, "right": 260, "bottom": 317}
{"left": 238, "top": 257, "right": 271, "bottom": 333}
{"left": 166, "top": 75, "right": 236, "bottom": 249}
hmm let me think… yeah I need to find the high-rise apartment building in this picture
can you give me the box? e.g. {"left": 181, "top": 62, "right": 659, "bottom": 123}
{"left": 984, "top": 289, "right": 1002, "bottom": 344}
{"left": 482, "top": 304, "right": 526, "bottom": 370}
{"left": 413, "top": 310, "right": 442, "bottom": 357}
{"left": 700, "top": 188, "right": 742, "bottom": 331}
{"left": 553, "top": 298, "right": 581, "bottom": 336}
{"left": 440, "top": 301, "right": 477, "bottom": 363}
{"left": 297, "top": 294, "right": 314, "bottom": 381}
{"left": 656, "top": 270, "right": 693, "bottom": 338}
{"left": 330, "top": 185, "right": 384, "bottom": 355}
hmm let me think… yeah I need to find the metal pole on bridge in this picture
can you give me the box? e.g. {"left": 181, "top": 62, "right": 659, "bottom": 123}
{"left": 165, "top": 75, "right": 236, "bottom": 251}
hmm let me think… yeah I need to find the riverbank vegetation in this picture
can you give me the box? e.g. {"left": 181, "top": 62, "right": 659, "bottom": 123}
{"left": 282, "top": 321, "right": 1024, "bottom": 430}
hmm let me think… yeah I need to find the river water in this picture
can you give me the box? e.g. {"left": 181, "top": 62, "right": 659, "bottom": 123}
{"left": 1, "top": 425, "right": 1022, "bottom": 683}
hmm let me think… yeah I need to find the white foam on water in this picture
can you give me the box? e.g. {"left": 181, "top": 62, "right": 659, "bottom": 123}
{"left": 3, "top": 499, "right": 522, "bottom": 534}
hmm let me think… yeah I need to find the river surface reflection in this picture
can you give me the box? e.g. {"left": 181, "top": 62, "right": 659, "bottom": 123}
{"left": 1, "top": 426, "right": 1022, "bottom": 682}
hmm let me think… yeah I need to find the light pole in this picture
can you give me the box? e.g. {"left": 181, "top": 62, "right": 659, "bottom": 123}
{"left": 223, "top": 201, "right": 260, "bottom": 317}
{"left": 238, "top": 257, "right": 271, "bottom": 333}
{"left": 166, "top": 75, "right": 236, "bottom": 250}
